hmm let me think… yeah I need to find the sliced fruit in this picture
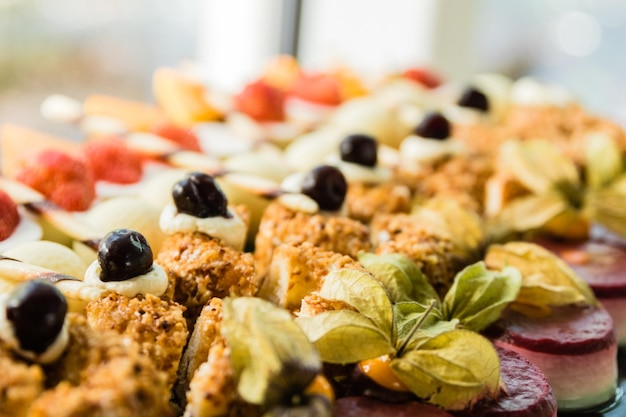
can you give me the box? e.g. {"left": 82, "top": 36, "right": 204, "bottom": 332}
{"left": 152, "top": 67, "right": 222, "bottom": 127}
{"left": 233, "top": 79, "right": 285, "bottom": 122}
{"left": 289, "top": 72, "right": 342, "bottom": 106}
{"left": 0, "top": 124, "right": 80, "bottom": 179}
{"left": 0, "top": 189, "right": 20, "bottom": 241}
{"left": 262, "top": 54, "right": 302, "bottom": 91}
{"left": 83, "top": 94, "right": 166, "bottom": 132}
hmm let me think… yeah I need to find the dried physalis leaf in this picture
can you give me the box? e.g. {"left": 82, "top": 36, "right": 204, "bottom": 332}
{"left": 585, "top": 132, "right": 623, "bottom": 189}
{"left": 442, "top": 262, "right": 522, "bottom": 332}
{"left": 359, "top": 252, "right": 440, "bottom": 305}
{"left": 412, "top": 198, "right": 485, "bottom": 259}
{"left": 393, "top": 301, "right": 457, "bottom": 351}
{"left": 499, "top": 139, "right": 580, "bottom": 196}
{"left": 490, "top": 192, "right": 568, "bottom": 233}
{"left": 390, "top": 329, "right": 501, "bottom": 411}
{"left": 485, "top": 242, "right": 598, "bottom": 315}
{"left": 584, "top": 187, "right": 626, "bottom": 239}
{"left": 222, "top": 297, "right": 320, "bottom": 407}
{"left": 296, "top": 269, "right": 395, "bottom": 364}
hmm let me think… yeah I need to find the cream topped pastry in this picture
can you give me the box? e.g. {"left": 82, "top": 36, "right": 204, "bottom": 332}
{"left": 83, "top": 228, "right": 168, "bottom": 298}
{"left": 399, "top": 111, "right": 464, "bottom": 168}
{"left": 159, "top": 172, "right": 247, "bottom": 251}
{"left": 326, "top": 134, "right": 392, "bottom": 185}
{"left": 0, "top": 279, "right": 69, "bottom": 364}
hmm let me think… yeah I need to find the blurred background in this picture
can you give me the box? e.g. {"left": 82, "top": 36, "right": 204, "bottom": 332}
{"left": 1, "top": 0, "right": 625, "bottom": 133}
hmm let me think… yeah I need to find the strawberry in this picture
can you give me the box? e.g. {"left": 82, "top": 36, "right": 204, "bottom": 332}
{"left": 80, "top": 138, "right": 143, "bottom": 184}
{"left": 16, "top": 150, "right": 96, "bottom": 212}
{"left": 402, "top": 67, "right": 443, "bottom": 89}
{"left": 233, "top": 79, "right": 286, "bottom": 122}
{"left": 0, "top": 190, "right": 19, "bottom": 241}
{"left": 288, "top": 72, "right": 342, "bottom": 106}
{"left": 152, "top": 123, "right": 202, "bottom": 152}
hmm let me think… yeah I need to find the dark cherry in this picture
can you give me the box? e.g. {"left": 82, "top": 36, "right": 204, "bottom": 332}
{"left": 340, "top": 134, "right": 378, "bottom": 167}
{"left": 172, "top": 172, "right": 228, "bottom": 218}
{"left": 457, "top": 86, "right": 489, "bottom": 112}
{"left": 6, "top": 280, "right": 67, "bottom": 354}
{"left": 301, "top": 165, "right": 347, "bottom": 211}
{"left": 413, "top": 111, "right": 450, "bottom": 140}
{"left": 98, "top": 229, "right": 153, "bottom": 282}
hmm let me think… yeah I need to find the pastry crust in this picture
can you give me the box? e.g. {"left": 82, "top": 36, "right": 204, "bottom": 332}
{"left": 254, "top": 201, "right": 373, "bottom": 279}
{"left": 345, "top": 182, "right": 411, "bottom": 223}
{"left": 85, "top": 292, "right": 188, "bottom": 388}
{"left": 0, "top": 345, "right": 44, "bottom": 417}
{"left": 157, "top": 232, "right": 258, "bottom": 325}
{"left": 257, "top": 241, "right": 364, "bottom": 311}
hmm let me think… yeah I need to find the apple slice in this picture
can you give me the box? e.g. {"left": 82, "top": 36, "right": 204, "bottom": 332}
{"left": 153, "top": 67, "right": 222, "bottom": 128}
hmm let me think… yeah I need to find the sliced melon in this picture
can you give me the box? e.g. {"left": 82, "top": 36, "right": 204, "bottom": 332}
{"left": 83, "top": 94, "right": 166, "bottom": 132}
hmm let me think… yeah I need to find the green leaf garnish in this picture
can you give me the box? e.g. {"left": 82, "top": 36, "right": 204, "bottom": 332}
{"left": 295, "top": 310, "right": 394, "bottom": 364}
{"left": 359, "top": 252, "right": 440, "bottom": 304}
{"left": 222, "top": 297, "right": 321, "bottom": 407}
{"left": 443, "top": 262, "right": 522, "bottom": 331}
{"left": 318, "top": 268, "right": 394, "bottom": 338}
{"left": 390, "top": 329, "right": 501, "bottom": 411}
{"left": 485, "top": 242, "right": 598, "bottom": 315}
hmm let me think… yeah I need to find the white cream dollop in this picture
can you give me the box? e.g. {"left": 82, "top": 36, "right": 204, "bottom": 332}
{"left": 510, "top": 77, "right": 574, "bottom": 107}
{"left": 325, "top": 154, "right": 392, "bottom": 185}
{"left": 399, "top": 135, "right": 464, "bottom": 167}
{"left": 83, "top": 260, "right": 169, "bottom": 298}
{"left": 159, "top": 204, "right": 247, "bottom": 251}
{"left": 0, "top": 293, "right": 69, "bottom": 364}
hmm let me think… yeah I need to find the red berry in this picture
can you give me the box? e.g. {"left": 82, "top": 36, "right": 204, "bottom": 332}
{"left": 233, "top": 79, "right": 286, "bottom": 122}
{"left": 0, "top": 190, "right": 20, "bottom": 241}
{"left": 288, "top": 73, "right": 342, "bottom": 106}
{"left": 152, "top": 124, "right": 202, "bottom": 152}
{"left": 16, "top": 150, "right": 96, "bottom": 212}
{"left": 402, "top": 67, "right": 443, "bottom": 89}
{"left": 80, "top": 138, "right": 143, "bottom": 184}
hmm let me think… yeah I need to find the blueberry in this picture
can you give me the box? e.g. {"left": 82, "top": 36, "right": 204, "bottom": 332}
{"left": 457, "top": 86, "right": 489, "bottom": 112}
{"left": 413, "top": 111, "right": 450, "bottom": 140}
{"left": 6, "top": 280, "right": 67, "bottom": 354}
{"left": 340, "top": 134, "right": 378, "bottom": 167}
{"left": 301, "top": 165, "right": 347, "bottom": 211}
{"left": 98, "top": 229, "right": 153, "bottom": 282}
{"left": 172, "top": 172, "right": 228, "bottom": 218}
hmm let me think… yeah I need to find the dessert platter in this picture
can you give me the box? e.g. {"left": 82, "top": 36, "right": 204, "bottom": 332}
{"left": 1, "top": 55, "right": 626, "bottom": 416}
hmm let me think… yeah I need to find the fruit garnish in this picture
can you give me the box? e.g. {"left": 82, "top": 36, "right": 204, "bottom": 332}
{"left": 413, "top": 111, "right": 451, "bottom": 140}
{"left": 79, "top": 137, "right": 143, "bottom": 184}
{"left": 83, "top": 94, "right": 166, "bottom": 132}
{"left": 5, "top": 279, "right": 67, "bottom": 355}
{"left": 300, "top": 165, "right": 347, "bottom": 211}
{"left": 221, "top": 297, "right": 332, "bottom": 416}
{"left": 262, "top": 55, "right": 302, "bottom": 91}
{"left": 457, "top": 86, "right": 489, "bottom": 112}
{"left": 0, "top": 189, "right": 19, "bottom": 241}
{"left": 402, "top": 67, "right": 443, "bottom": 89}
{"left": 151, "top": 123, "right": 202, "bottom": 152}
{"left": 288, "top": 72, "right": 342, "bottom": 106}
{"left": 339, "top": 133, "right": 378, "bottom": 167}
{"left": 489, "top": 136, "right": 626, "bottom": 241}
{"left": 233, "top": 79, "right": 286, "bottom": 122}
{"left": 485, "top": 241, "right": 599, "bottom": 317}
{"left": 172, "top": 172, "right": 229, "bottom": 218}
{"left": 97, "top": 229, "right": 153, "bottom": 282}
{"left": 15, "top": 150, "right": 96, "bottom": 212}
{"left": 296, "top": 261, "right": 517, "bottom": 410}
{"left": 152, "top": 67, "right": 222, "bottom": 127}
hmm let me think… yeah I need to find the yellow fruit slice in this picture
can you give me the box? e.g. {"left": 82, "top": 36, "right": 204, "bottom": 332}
{"left": 83, "top": 94, "right": 166, "bottom": 131}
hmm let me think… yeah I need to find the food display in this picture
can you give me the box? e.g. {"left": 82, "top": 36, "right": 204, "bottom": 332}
{"left": 1, "top": 55, "right": 626, "bottom": 417}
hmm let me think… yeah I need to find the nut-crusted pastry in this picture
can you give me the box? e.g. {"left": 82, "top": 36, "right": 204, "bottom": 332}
{"left": 85, "top": 292, "right": 187, "bottom": 388}
{"left": 157, "top": 172, "right": 258, "bottom": 326}
{"left": 257, "top": 242, "right": 363, "bottom": 312}
{"left": 158, "top": 232, "right": 257, "bottom": 325}
{"left": 372, "top": 214, "right": 464, "bottom": 296}
{"left": 0, "top": 346, "right": 44, "bottom": 417}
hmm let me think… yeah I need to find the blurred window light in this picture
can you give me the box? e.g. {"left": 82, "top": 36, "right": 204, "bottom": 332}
{"left": 553, "top": 10, "right": 602, "bottom": 56}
